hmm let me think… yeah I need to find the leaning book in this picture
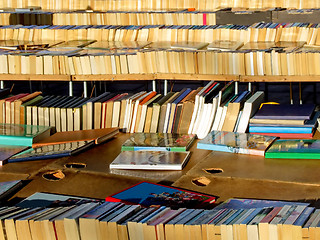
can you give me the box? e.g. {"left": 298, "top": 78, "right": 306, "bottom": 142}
{"left": 105, "top": 181, "right": 216, "bottom": 209}
{"left": 121, "top": 133, "right": 196, "bottom": 152}
{"left": 110, "top": 151, "right": 191, "bottom": 170}
{"left": 197, "top": 131, "right": 277, "bottom": 156}
{"left": 265, "top": 139, "right": 320, "bottom": 159}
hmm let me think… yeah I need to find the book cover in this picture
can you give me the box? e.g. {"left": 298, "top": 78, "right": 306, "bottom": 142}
{"left": 105, "top": 181, "right": 216, "bottom": 209}
{"left": 110, "top": 151, "right": 191, "bottom": 170}
{"left": 32, "top": 127, "right": 119, "bottom": 148}
{"left": 265, "top": 139, "right": 320, "bottom": 159}
{"left": 121, "top": 133, "right": 196, "bottom": 152}
{"left": 8, "top": 140, "right": 95, "bottom": 163}
{"left": 252, "top": 104, "right": 315, "bottom": 120}
{"left": 0, "top": 180, "right": 24, "bottom": 201}
{"left": 197, "top": 130, "right": 277, "bottom": 156}
{"left": 0, "top": 124, "right": 52, "bottom": 146}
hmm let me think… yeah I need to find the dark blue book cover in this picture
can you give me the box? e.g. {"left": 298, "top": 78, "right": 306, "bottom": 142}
{"left": 105, "top": 182, "right": 216, "bottom": 209}
{"left": 253, "top": 104, "right": 315, "bottom": 120}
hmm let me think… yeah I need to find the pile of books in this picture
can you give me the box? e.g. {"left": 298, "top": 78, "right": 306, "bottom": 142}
{"left": 249, "top": 104, "right": 319, "bottom": 139}
{"left": 1, "top": 181, "right": 320, "bottom": 240}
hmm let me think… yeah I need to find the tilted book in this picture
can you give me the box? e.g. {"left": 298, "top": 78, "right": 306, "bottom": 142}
{"left": 121, "top": 133, "right": 196, "bottom": 152}
{"left": 105, "top": 181, "right": 216, "bottom": 209}
{"left": 110, "top": 151, "right": 191, "bottom": 170}
{"left": 197, "top": 131, "right": 277, "bottom": 156}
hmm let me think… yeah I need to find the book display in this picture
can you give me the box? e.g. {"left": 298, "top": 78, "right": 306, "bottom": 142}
{"left": 0, "top": 1, "right": 319, "bottom": 240}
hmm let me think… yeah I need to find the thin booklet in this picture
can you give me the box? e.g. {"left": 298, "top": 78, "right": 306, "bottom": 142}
{"left": 110, "top": 151, "right": 191, "bottom": 170}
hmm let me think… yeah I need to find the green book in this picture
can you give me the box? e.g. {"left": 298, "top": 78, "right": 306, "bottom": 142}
{"left": 0, "top": 124, "right": 52, "bottom": 147}
{"left": 121, "top": 133, "right": 196, "bottom": 152}
{"left": 265, "top": 139, "right": 320, "bottom": 159}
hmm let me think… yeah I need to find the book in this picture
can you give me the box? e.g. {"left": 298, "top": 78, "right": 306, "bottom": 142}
{"left": 105, "top": 181, "right": 216, "bottom": 209}
{"left": 0, "top": 145, "right": 28, "bottom": 165}
{"left": 31, "top": 127, "right": 119, "bottom": 148}
{"left": 121, "top": 133, "right": 196, "bottom": 152}
{"left": 0, "top": 124, "right": 52, "bottom": 147}
{"left": 265, "top": 139, "right": 320, "bottom": 159}
{"left": 0, "top": 180, "right": 24, "bottom": 201}
{"left": 8, "top": 141, "right": 95, "bottom": 163}
{"left": 207, "top": 40, "right": 244, "bottom": 51}
{"left": 110, "top": 151, "right": 191, "bottom": 170}
{"left": 197, "top": 130, "right": 277, "bottom": 156}
{"left": 253, "top": 104, "right": 316, "bottom": 120}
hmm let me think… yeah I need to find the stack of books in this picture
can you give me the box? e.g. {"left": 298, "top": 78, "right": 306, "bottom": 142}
{"left": 249, "top": 104, "right": 319, "bottom": 139}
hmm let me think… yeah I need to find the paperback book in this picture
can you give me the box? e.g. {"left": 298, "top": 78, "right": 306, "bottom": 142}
{"left": 8, "top": 141, "right": 95, "bottom": 163}
{"left": 121, "top": 133, "right": 196, "bottom": 152}
{"left": 197, "top": 130, "right": 277, "bottom": 156}
{"left": 265, "top": 139, "right": 320, "bottom": 159}
{"left": 110, "top": 151, "right": 191, "bottom": 170}
{"left": 105, "top": 181, "right": 217, "bottom": 209}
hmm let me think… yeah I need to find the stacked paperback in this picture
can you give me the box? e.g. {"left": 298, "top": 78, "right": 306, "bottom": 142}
{"left": 249, "top": 104, "right": 319, "bottom": 139}
{"left": 110, "top": 133, "right": 196, "bottom": 170}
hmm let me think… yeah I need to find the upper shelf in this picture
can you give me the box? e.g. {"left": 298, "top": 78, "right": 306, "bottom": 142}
{"left": 1, "top": 74, "right": 320, "bottom": 82}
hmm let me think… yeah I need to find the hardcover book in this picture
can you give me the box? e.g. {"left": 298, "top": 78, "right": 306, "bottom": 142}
{"left": 252, "top": 104, "right": 315, "bottom": 120}
{"left": 32, "top": 127, "right": 119, "bottom": 148}
{"left": 121, "top": 133, "right": 196, "bottom": 152}
{"left": 0, "top": 124, "right": 52, "bottom": 146}
{"left": 197, "top": 130, "right": 277, "bottom": 156}
{"left": 265, "top": 139, "right": 320, "bottom": 159}
{"left": 0, "top": 180, "right": 24, "bottom": 202}
{"left": 8, "top": 141, "right": 95, "bottom": 163}
{"left": 0, "top": 145, "right": 28, "bottom": 165}
{"left": 110, "top": 151, "right": 191, "bottom": 170}
{"left": 105, "top": 181, "right": 216, "bottom": 209}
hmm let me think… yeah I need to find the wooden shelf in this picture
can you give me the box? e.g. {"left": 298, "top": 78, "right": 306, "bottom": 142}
{"left": 0, "top": 74, "right": 320, "bottom": 83}
{"left": 0, "top": 74, "right": 71, "bottom": 81}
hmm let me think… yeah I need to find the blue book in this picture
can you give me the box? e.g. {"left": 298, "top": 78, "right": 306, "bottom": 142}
{"left": 248, "top": 125, "right": 314, "bottom": 133}
{"left": 253, "top": 104, "right": 315, "bottom": 120}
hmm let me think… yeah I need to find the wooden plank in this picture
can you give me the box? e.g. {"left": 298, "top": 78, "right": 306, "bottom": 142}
{"left": 72, "top": 74, "right": 155, "bottom": 81}
{"left": 240, "top": 75, "right": 320, "bottom": 82}
{"left": 156, "top": 73, "right": 240, "bottom": 81}
{"left": 0, "top": 74, "right": 71, "bottom": 81}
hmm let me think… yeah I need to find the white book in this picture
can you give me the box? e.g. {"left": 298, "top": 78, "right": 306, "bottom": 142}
{"left": 217, "top": 105, "right": 228, "bottom": 131}
{"left": 130, "top": 92, "right": 150, "bottom": 133}
{"left": 211, "top": 106, "right": 224, "bottom": 131}
{"left": 237, "top": 91, "right": 264, "bottom": 133}
{"left": 162, "top": 102, "right": 172, "bottom": 133}
{"left": 191, "top": 95, "right": 205, "bottom": 134}
{"left": 111, "top": 101, "right": 121, "bottom": 128}
{"left": 187, "top": 94, "right": 199, "bottom": 134}
{"left": 137, "top": 104, "right": 148, "bottom": 133}
{"left": 196, "top": 103, "right": 211, "bottom": 139}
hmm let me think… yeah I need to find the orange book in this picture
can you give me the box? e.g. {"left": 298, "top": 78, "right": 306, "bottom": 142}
{"left": 32, "top": 127, "right": 119, "bottom": 148}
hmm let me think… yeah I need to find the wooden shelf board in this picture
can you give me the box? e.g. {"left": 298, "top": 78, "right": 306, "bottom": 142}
{"left": 156, "top": 73, "right": 239, "bottom": 81}
{"left": 240, "top": 75, "right": 320, "bottom": 82}
{"left": 0, "top": 74, "right": 71, "bottom": 81}
{"left": 72, "top": 74, "right": 154, "bottom": 81}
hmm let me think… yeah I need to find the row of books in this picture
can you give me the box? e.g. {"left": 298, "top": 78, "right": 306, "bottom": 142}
{"left": 0, "top": 0, "right": 319, "bottom": 11}
{"left": 2, "top": 47, "right": 320, "bottom": 76}
{"left": 1, "top": 11, "right": 217, "bottom": 26}
{"left": 1, "top": 23, "right": 320, "bottom": 45}
{"left": 1, "top": 183, "right": 320, "bottom": 240}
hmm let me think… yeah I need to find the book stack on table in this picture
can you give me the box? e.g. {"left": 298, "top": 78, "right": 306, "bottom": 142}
{"left": 248, "top": 104, "right": 319, "bottom": 139}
